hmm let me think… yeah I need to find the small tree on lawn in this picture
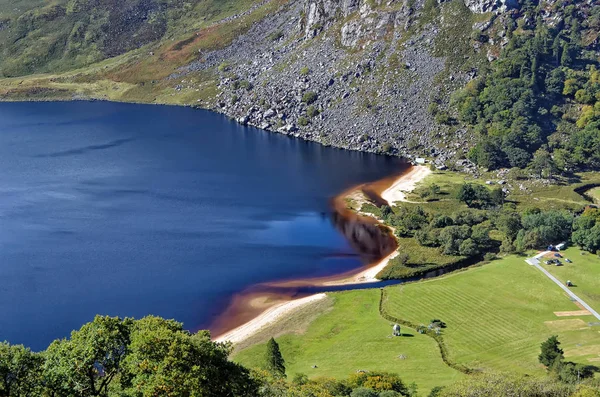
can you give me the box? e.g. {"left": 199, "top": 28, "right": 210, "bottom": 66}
{"left": 539, "top": 335, "right": 564, "bottom": 367}
{"left": 265, "top": 337, "right": 286, "bottom": 378}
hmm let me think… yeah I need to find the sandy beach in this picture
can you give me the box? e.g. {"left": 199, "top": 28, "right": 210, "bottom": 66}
{"left": 380, "top": 165, "right": 431, "bottom": 206}
{"left": 214, "top": 165, "right": 431, "bottom": 345}
{"left": 214, "top": 293, "right": 327, "bottom": 344}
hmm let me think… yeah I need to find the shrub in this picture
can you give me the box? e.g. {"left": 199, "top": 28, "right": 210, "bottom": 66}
{"left": 307, "top": 105, "right": 319, "bottom": 117}
{"left": 298, "top": 116, "right": 309, "bottom": 126}
{"left": 300, "top": 66, "right": 310, "bottom": 76}
{"left": 302, "top": 91, "right": 318, "bottom": 104}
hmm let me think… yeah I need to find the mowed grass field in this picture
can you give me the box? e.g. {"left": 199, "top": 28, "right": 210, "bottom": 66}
{"left": 544, "top": 247, "right": 600, "bottom": 313}
{"left": 383, "top": 256, "right": 600, "bottom": 374}
{"left": 233, "top": 289, "right": 464, "bottom": 393}
{"left": 590, "top": 187, "right": 600, "bottom": 204}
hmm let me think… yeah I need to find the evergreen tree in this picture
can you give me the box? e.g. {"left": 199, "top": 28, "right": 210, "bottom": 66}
{"left": 539, "top": 335, "right": 564, "bottom": 367}
{"left": 530, "top": 55, "right": 539, "bottom": 87}
{"left": 552, "top": 36, "right": 562, "bottom": 66}
{"left": 560, "top": 42, "right": 572, "bottom": 66}
{"left": 265, "top": 337, "right": 286, "bottom": 378}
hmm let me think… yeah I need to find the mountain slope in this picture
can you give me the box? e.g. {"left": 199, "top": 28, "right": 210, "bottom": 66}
{"left": 0, "top": 0, "right": 598, "bottom": 171}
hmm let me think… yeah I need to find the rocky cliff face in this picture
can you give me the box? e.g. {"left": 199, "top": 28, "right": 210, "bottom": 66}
{"left": 171, "top": 0, "right": 583, "bottom": 167}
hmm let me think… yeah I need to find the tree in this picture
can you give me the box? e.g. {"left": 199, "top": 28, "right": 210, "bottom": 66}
{"left": 380, "top": 205, "right": 393, "bottom": 219}
{"left": 439, "top": 225, "right": 471, "bottom": 255}
{"left": 43, "top": 315, "right": 132, "bottom": 397}
{"left": 348, "top": 372, "right": 408, "bottom": 394}
{"left": 490, "top": 187, "right": 505, "bottom": 206}
{"left": 456, "top": 183, "right": 492, "bottom": 208}
{"left": 539, "top": 335, "right": 564, "bottom": 367}
{"left": 529, "top": 149, "right": 556, "bottom": 178}
{"left": 350, "top": 388, "right": 379, "bottom": 397}
{"left": 545, "top": 68, "right": 565, "bottom": 96}
{"left": 123, "top": 316, "right": 257, "bottom": 396}
{"left": 496, "top": 211, "right": 522, "bottom": 241}
{"left": 0, "top": 343, "right": 43, "bottom": 397}
{"left": 560, "top": 42, "right": 572, "bottom": 66}
{"left": 557, "top": 362, "right": 596, "bottom": 384}
{"left": 265, "top": 338, "right": 286, "bottom": 378}
{"left": 459, "top": 238, "right": 479, "bottom": 256}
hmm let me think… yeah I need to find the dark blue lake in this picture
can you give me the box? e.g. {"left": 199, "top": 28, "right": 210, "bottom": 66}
{"left": 0, "top": 101, "right": 404, "bottom": 351}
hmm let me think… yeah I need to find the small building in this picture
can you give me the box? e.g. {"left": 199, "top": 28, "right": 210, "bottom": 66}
{"left": 415, "top": 158, "right": 426, "bottom": 165}
{"left": 556, "top": 242, "right": 566, "bottom": 251}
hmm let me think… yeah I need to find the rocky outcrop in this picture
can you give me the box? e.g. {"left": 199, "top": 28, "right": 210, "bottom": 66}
{"left": 461, "top": 0, "right": 519, "bottom": 13}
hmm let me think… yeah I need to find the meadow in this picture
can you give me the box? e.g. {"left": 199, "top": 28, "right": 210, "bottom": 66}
{"left": 590, "top": 187, "right": 600, "bottom": 204}
{"left": 234, "top": 255, "right": 600, "bottom": 393}
{"left": 383, "top": 256, "right": 600, "bottom": 373}
{"left": 233, "top": 289, "right": 464, "bottom": 394}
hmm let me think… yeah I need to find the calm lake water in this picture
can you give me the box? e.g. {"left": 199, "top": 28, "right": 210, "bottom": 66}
{"left": 0, "top": 101, "right": 404, "bottom": 351}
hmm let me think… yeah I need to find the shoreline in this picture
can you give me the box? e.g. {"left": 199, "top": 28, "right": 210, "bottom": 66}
{"left": 213, "top": 165, "right": 431, "bottom": 345}
{"left": 381, "top": 165, "right": 432, "bottom": 206}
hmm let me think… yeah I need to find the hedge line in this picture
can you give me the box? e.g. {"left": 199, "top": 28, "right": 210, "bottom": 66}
{"left": 378, "top": 288, "right": 475, "bottom": 375}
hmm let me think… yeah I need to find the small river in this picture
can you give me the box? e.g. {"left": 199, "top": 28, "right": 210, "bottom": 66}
{"left": 0, "top": 101, "right": 405, "bottom": 351}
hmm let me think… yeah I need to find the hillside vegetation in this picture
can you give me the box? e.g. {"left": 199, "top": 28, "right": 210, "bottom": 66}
{"left": 0, "top": 0, "right": 264, "bottom": 77}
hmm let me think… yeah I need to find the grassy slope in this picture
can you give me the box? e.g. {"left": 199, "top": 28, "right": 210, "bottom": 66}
{"left": 590, "top": 187, "right": 600, "bottom": 204}
{"left": 545, "top": 247, "right": 600, "bottom": 314}
{"left": 233, "top": 289, "right": 464, "bottom": 394}
{"left": 0, "top": 0, "right": 285, "bottom": 104}
{"left": 383, "top": 256, "right": 600, "bottom": 374}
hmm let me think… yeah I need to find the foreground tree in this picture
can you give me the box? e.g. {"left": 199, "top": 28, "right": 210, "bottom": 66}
{"left": 0, "top": 342, "right": 43, "bottom": 397}
{"left": 265, "top": 338, "right": 286, "bottom": 379}
{"left": 539, "top": 335, "right": 564, "bottom": 367}
{"left": 121, "top": 316, "right": 257, "bottom": 396}
{"left": 43, "top": 315, "right": 132, "bottom": 396}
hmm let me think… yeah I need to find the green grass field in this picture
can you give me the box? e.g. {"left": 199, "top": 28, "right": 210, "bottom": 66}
{"left": 590, "top": 187, "right": 600, "bottom": 204}
{"left": 233, "top": 289, "right": 464, "bottom": 394}
{"left": 233, "top": 255, "right": 600, "bottom": 392}
{"left": 544, "top": 247, "right": 600, "bottom": 313}
{"left": 383, "top": 256, "right": 600, "bottom": 374}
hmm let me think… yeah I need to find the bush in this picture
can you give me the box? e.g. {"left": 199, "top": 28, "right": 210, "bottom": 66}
{"left": 483, "top": 252, "right": 497, "bottom": 261}
{"left": 350, "top": 388, "right": 378, "bottom": 397}
{"left": 302, "top": 91, "right": 318, "bottom": 104}
{"left": 300, "top": 66, "right": 310, "bottom": 76}
{"left": 348, "top": 372, "right": 408, "bottom": 394}
{"left": 459, "top": 238, "right": 479, "bottom": 256}
{"left": 307, "top": 105, "right": 319, "bottom": 117}
{"left": 298, "top": 116, "right": 309, "bottom": 126}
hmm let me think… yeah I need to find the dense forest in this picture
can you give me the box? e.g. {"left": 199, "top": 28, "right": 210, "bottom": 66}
{"left": 453, "top": 1, "right": 600, "bottom": 174}
{"left": 1, "top": 316, "right": 599, "bottom": 397}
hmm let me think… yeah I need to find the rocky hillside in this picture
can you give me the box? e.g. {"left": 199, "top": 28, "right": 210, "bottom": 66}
{"left": 0, "top": 0, "right": 598, "bottom": 169}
